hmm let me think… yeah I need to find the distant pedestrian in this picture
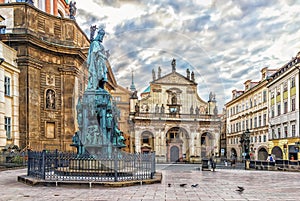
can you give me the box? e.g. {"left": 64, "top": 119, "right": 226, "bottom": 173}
{"left": 267, "top": 154, "right": 275, "bottom": 162}
{"left": 231, "top": 155, "right": 236, "bottom": 167}
{"left": 224, "top": 159, "right": 228, "bottom": 167}
{"left": 210, "top": 154, "right": 216, "bottom": 171}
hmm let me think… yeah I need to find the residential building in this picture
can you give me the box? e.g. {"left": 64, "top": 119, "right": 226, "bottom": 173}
{"left": 0, "top": 41, "right": 19, "bottom": 150}
{"left": 267, "top": 53, "right": 300, "bottom": 160}
{"left": 129, "top": 59, "right": 221, "bottom": 163}
{"left": 225, "top": 67, "right": 277, "bottom": 161}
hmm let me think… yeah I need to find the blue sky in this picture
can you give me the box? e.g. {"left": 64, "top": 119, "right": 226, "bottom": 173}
{"left": 76, "top": 0, "right": 300, "bottom": 109}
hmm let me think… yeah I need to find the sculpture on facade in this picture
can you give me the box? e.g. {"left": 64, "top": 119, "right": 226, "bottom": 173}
{"left": 171, "top": 58, "right": 176, "bottom": 71}
{"left": 69, "top": 1, "right": 77, "bottom": 20}
{"left": 90, "top": 25, "right": 97, "bottom": 41}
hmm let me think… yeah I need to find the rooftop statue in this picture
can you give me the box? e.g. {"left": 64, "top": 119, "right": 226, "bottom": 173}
{"left": 69, "top": 1, "right": 77, "bottom": 20}
{"left": 87, "top": 27, "right": 108, "bottom": 90}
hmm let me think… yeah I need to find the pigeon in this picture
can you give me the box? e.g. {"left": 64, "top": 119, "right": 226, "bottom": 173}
{"left": 179, "top": 183, "right": 187, "bottom": 187}
{"left": 168, "top": 183, "right": 171, "bottom": 187}
{"left": 191, "top": 184, "right": 199, "bottom": 188}
{"left": 236, "top": 186, "right": 245, "bottom": 193}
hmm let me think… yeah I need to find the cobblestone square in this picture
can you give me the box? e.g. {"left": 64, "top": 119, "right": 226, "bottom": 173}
{"left": 1, "top": 164, "right": 300, "bottom": 201}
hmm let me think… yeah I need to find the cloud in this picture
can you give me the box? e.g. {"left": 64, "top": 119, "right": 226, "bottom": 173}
{"left": 76, "top": 0, "right": 300, "bottom": 109}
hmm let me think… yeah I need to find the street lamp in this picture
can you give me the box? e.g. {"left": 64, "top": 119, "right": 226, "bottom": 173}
{"left": 240, "top": 129, "right": 251, "bottom": 161}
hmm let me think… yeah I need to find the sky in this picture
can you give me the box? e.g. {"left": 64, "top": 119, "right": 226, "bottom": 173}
{"left": 75, "top": 0, "right": 300, "bottom": 110}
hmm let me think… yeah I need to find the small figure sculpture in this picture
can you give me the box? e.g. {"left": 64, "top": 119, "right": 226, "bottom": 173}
{"left": 214, "top": 106, "right": 218, "bottom": 116}
{"left": 46, "top": 89, "right": 55, "bottom": 109}
{"left": 155, "top": 104, "right": 159, "bottom": 114}
{"left": 191, "top": 71, "right": 195, "bottom": 81}
{"left": 161, "top": 104, "right": 165, "bottom": 114}
{"left": 152, "top": 69, "right": 156, "bottom": 81}
{"left": 135, "top": 103, "right": 140, "bottom": 114}
{"left": 186, "top": 69, "right": 190, "bottom": 79}
{"left": 158, "top": 66, "right": 161, "bottom": 78}
{"left": 90, "top": 25, "right": 97, "bottom": 41}
{"left": 195, "top": 106, "right": 200, "bottom": 115}
{"left": 69, "top": 1, "right": 77, "bottom": 20}
{"left": 171, "top": 92, "right": 177, "bottom": 105}
{"left": 190, "top": 105, "right": 194, "bottom": 114}
{"left": 171, "top": 58, "right": 176, "bottom": 72}
{"left": 87, "top": 27, "right": 108, "bottom": 90}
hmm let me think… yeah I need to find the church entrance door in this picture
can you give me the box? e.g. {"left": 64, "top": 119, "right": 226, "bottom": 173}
{"left": 170, "top": 146, "right": 179, "bottom": 162}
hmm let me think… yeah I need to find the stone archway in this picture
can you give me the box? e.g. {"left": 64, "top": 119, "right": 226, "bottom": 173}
{"left": 166, "top": 127, "right": 189, "bottom": 162}
{"left": 230, "top": 148, "right": 237, "bottom": 158}
{"left": 200, "top": 132, "right": 214, "bottom": 158}
{"left": 271, "top": 146, "right": 283, "bottom": 159}
{"left": 141, "top": 131, "right": 154, "bottom": 153}
{"left": 257, "top": 147, "right": 268, "bottom": 160}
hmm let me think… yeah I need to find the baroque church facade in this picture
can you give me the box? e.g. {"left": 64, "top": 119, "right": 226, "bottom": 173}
{"left": 0, "top": 2, "right": 118, "bottom": 151}
{"left": 129, "top": 59, "right": 221, "bottom": 163}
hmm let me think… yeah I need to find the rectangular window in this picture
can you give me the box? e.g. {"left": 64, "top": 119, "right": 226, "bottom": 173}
{"left": 250, "top": 119, "right": 253, "bottom": 129}
{"left": 272, "top": 128, "right": 275, "bottom": 139}
{"left": 277, "top": 104, "right": 281, "bottom": 116}
{"left": 284, "top": 126, "right": 288, "bottom": 138}
{"left": 263, "top": 135, "right": 266, "bottom": 142}
{"left": 263, "top": 114, "right": 267, "bottom": 126}
{"left": 258, "top": 116, "right": 261, "bottom": 127}
{"left": 5, "top": 117, "right": 11, "bottom": 139}
{"left": 263, "top": 90, "right": 267, "bottom": 102}
{"left": 284, "top": 102, "right": 288, "bottom": 114}
{"left": 291, "top": 77, "right": 295, "bottom": 87}
{"left": 291, "top": 98, "right": 295, "bottom": 111}
{"left": 4, "top": 76, "right": 11, "bottom": 96}
{"left": 277, "top": 127, "right": 281, "bottom": 139}
{"left": 292, "top": 125, "right": 296, "bottom": 137}
{"left": 254, "top": 117, "right": 257, "bottom": 128}
{"left": 271, "top": 106, "right": 275, "bottom": 118}
{"left": 46, "top": 122, "right": 55, "bottom": 138}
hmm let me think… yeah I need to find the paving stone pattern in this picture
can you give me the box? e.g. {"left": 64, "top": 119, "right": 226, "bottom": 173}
{"left": 1, "top": 164, "right": 300, "bottom": 201}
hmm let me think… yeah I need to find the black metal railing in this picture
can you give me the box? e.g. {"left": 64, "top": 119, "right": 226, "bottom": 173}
{"left": 27, "top": 150, "right": 156, "bottom": 182}
{"left": 249, "top": 160, "right": 300, "bottom": 171}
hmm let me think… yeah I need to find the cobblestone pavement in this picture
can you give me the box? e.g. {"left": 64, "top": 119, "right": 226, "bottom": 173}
{"left": 1, "top": 164, "right": 300, "bottom": 201}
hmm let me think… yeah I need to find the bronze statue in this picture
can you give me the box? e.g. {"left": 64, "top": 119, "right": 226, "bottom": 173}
{"left": 87, "top": 27, "right": 108, "bottom": 90}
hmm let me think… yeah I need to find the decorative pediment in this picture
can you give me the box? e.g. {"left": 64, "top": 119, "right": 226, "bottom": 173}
{"left": 153, "top": 72, "right": 196, "bottom": 85}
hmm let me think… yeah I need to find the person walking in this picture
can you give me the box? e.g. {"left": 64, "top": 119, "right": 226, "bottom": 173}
{"left": 210, "top": 154, "right": 216, "bottom": 171}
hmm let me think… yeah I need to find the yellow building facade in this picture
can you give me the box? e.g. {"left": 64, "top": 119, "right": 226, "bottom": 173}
{"left": 0, "top": 41, "right": 20, "bottom": 150}
{"left": 267, "top": 53, "right": 300, "bottom": 160}
{"left": 226, "top": 67, "right": 277, "bottom": 161}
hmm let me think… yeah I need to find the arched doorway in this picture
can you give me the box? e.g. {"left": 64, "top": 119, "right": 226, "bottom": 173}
{"left": 200, "top": 132, "right": 214, "bottom": 158}
{"left": 257, "top": 147, "right": 268, "bottom": 160}
{"left": 230, "top": 148, "right": 237, "bottom": 158}
{"left": 166, "top": 127, "right": 189, "bottom": 162}
{"left": 271, "top": 146, "right": 283, "bottom": 159}
{"left": 141, "top": 131, "right": 154, "bottom": 153}
{"left": 170, "top": 146, "right": 179, "bottom": 162}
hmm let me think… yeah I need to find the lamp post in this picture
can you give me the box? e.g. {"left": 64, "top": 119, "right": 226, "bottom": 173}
{"left": 240, "top": 129, "right": 251, "bottom": 168}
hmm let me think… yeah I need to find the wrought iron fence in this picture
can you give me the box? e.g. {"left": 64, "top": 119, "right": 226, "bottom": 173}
{"left": 249, "top": 160, "right": 300, "bottom": 171}
{"left": 27, "top": 150, "right": 156, "bottom": 182}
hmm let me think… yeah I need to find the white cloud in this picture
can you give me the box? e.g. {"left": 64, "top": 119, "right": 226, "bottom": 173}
{"left": 76, "top": 0, "right": 300, "bottom": 109}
